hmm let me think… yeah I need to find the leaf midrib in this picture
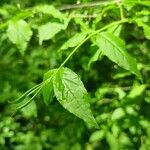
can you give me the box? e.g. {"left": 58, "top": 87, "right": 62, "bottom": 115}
{"left": 100, "top": 33, "right": 127, "bottom": 59}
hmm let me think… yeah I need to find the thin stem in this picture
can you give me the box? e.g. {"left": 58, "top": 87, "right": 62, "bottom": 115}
{"left": 16, "top": 86, "right": 42, "bottom": 110}
{"left": 119, "top": 4, "right": 125, "bottom": 20}
{"left": 60, "top": 35, "right": 90, "bottom": 67}
{"left": 11, "top": 86, "right": 42, "bottom": 117}
{"left": 71, "top": 14, "right": 98, "bottom": 18}
{"left": 41, "top": 21, "right": 129, "bottom": 87}
{"left": 8, "top": 83, "right": 41, "bottom": 103}
{"left": 60, "top": 19, "right": 129, "bottom": 67}
{"left": 115, "top": 0, "right": 125, "bottom": 20}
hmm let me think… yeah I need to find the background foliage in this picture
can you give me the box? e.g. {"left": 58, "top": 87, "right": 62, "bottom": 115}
{"left": 1, "top": 0, "right": 150, "bottom": 149}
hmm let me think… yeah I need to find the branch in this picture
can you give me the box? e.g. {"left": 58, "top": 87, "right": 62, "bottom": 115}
{"left": 59, "top": 1, "right": 115, "bottom": 11}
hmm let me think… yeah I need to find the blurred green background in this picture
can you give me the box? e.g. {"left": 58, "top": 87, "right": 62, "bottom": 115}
{"left": 1, "top": 0, "right": 150, "bottom": 149}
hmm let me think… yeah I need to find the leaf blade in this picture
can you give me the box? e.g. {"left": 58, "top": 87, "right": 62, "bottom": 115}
{"left": 53, "top": 67, "right": 98, "bottom": 128}
{"left": 136, "top": 21, "right": 150, "bottom": 40}
{"left": 7, "top": 20, "right": 33, "bottom": 55}
{"left": 38, "top": 22, "right": 64, "bottom": 45}
{"left": 96, "top": 32, "right": 141, "bottom": 79}
{"left": 35, "top": 5, "right": 63, "bottom": 20}
{"left": 60, "top": 32, "right": 87, "bottom": 51}
{"left": 42, "top": 69, "right": 56, "bottom": 105}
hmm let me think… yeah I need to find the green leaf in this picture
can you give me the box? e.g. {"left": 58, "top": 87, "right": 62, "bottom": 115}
{"left": 88, "top": 48, "right": 102, "bottom": 68}
{"left": 123, "top": 0, "right": 137, "bottom": 8}
{"left": 21, "top": 101, "right": 37, "bottom": 118}
{"left": 107, "top": 24, "right": 122, "bottom": 37}
{"left": 123, "top": 0, "right": 150, "bottom": 8}
{"left": 137, "top": 1, "right": 150, "bottom": 7}
{"left": 38, "top": 22, "right": 64, "bottom": 45}
{"left": 89, "top": 130, "right": 105, "bottom": 142}
{"left": 53, "top": 67, "right": 99, "bottom": 128}
{"left": 119, "top": 133, "right": 131, "bottom": 146}
{"left": 136, "top": 21, "right": 150, "bottom": 40}
{"left": 96, "top": 32, "right": 141, "bottom": 79}
{"left": 106, "top": 132, "right": 119, "bottom": 150}
{"left": 127, "top": 83, "right": 146, "bottom": 99}
{"left": 42, "top": 69, "right": 57, "bottom": 105}
{"left": 111, "top": 108, "right": 125, "bottom": 121}
{"left": 60, "top": 32, "right": 87, "bottom": 51}
{"left": 7, "top": 20, "right": 33, "bottom": 55}
{"left": 35, "top": 5, "right": 63, "bottom": 20}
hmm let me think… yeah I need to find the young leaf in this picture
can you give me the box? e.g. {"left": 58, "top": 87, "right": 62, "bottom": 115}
{"left": 96, "top": 32, "right": 141, "bottom": 79}
{"left": 53, "top": 67, "right": 99, "bottom": 128}
{"left": 136, "top": 21, "right": 150, "bottom": 40}
{"left": 88, "top": 48, "right": 102, "bottom": 68}
{"left": 7, "top": 20, "right": 33, "bottom": 55}
{"left": 107, "top": 24, "right": 122, "bottom": 37}
{"left": 38, "top": 22, "right": 64, "bottom": 45}
{"left": 42, "top": 69, "right": 57, "bottom": 105}
{"left": 60, "top": 32, "right": 87, "bottom": 51}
